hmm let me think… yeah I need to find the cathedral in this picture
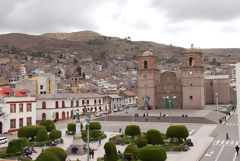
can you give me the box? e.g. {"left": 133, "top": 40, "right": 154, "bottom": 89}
{"left": 137, "top": 46, "right": 236, "bottom": 110}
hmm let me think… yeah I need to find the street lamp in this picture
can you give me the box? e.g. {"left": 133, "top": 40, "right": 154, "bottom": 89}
{"left": 85, "top": 113, "right": 91, "bottom": 161}
{"left": 163, "top": 96, "right": 176, "bottom": 125}
{"left": 215, "top": 92, "right": 219, "bottom": 123}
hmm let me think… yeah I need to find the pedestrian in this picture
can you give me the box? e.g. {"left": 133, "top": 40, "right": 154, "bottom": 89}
{"left": 92, "top": 149, "right": 94, "bottom": 159}
{"left": 226, "top": 133, "right": 230, "bottom": 140}
{"left": 236, "top": 145, "right": 239, "bottom": 156}
{"left": 119, "top": 128, "right": 122, "bottom": 133}
{"left": 89, "top": 149, "right": 92, "bottom": 159}
{"left": 98, "top": 139, "right": 101, "bottom": 146}
{"left": 143, "top": 113, "right": 145, "bottom": 117}
{"left": 41, "top": 147, "right": 44, "bottom": 152}
{"left": 145, "top": 118, "right": 148, "bottom": 122}
{"left": 147, "top": 113, "right": 149, "bottom": 117}
{"left": 158, "top": 117, "right": 160, "bottom": 120}
{"left": 160, "top": 112, "right": 162, "bottom": 117}
{"left": 118, "top": 150, "right": 121, "bottom": 155}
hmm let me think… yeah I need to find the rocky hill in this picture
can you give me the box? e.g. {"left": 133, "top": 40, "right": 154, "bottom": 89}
{"left": 0, "top": 30, "right": 239, "bottom": 64}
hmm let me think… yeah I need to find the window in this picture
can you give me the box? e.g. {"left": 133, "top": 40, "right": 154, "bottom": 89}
{"left": 71, "top": 100, "right": 73, "bottom": 107}
{"left": 19, "top": 104, "right": 23, "bottom": 112}
{"left": 10, "top": 119, "right": 16, "bottom": 129}
{"left": 87, "top": 100, "right": 89, "bottom": 105}
{"left": 27, "top": 117, "right": 32, "bottom": 125}
{"left": 189, "top": 57, "right": 193, "bottom": 66}
{"left": 42, "top": 113, "right": 46, "bottom": 120}
{"left": 27, "top": 103, "right": 32, "bottom": 112}
{"left": 82, "top": 100, "right": 85, "bottom": 105}
{"left": 210, "top": 82, "right": 213, "bottom": 86}
{"left": 94, "top": 99, "right": 96, "bottom": 104}
{"left": 55, "top": 101, "right": 59, "bottom": 108}
{"left": 189, "top": 96, "right": 193, "bottom": 100}
{"left": 144, "top": 61, "right": 148, "bottom": 69}
{"left": 99, "top": 99, "right": 101, "bottom": 104}
{"left": 19, "top": 118, "right": 23, "bottom": 128}
{"left": 40, "top": 85, "right": 43, "bottom": 89}
{"left": 42, "top": 101, "right": 46, "bottom": 109}
{"left": 62, "top": 101, "right": 65, "bottom": 108}
{"left": 10, "top": 104, "right": 16, "bottom": 113}
{"left": 76, "top": 100, "right": 79, "bottom": 107}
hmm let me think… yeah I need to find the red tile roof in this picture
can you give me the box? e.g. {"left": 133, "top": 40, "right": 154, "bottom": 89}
{"left": 0, "top": 87, "right": 29, "bottom": 97}
{"left": 122, "top": 91, "right": 136, "bottom": 97}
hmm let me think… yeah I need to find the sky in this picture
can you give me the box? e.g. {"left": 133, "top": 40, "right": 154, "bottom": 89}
{"left": 1, "top": 0, "right": 240, "bottom": 48}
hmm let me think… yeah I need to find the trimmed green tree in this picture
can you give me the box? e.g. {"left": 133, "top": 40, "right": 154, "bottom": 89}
{"left": 104, "top": 141, "right": 118, "bottom": 161}
{"left": 67, "top": 123, "right": 83, "bottom": 132}
{"left": 18, "top": 125, "right": 46, "bottom": 140}
{"left": 6, "top": 138, "right": 29, "bottom": 153}
{"left": 166, "top": 125, "right": 189, "bottom": 141}
{"left": 40, "top": 120, "right": 56, "bottom": 132}
{"left": 135, "top": 137, "right": 148, "bottom": 148}
{"left": 36, "top": 128, "right": 49, "bottom": 142}
{"left": 44, "top": 147, "right": 67, "bottom": 161}
{"left": 89, "top": 122, "right": 101, "bottom": 130}
{"left": 125, "top": 125, "right": 141, "bottom": 137}
{"left": 49, "top": 130, "right": 62, "bottom": 140}
{"left": 146, "top": 129, "right": 164, "bottom": 145}
{"left": 138, "top": 145, "right": 167, "bottom": 161}
{"left": 124, "top": 143, "right": 139, "bottom": 160}
{"left": 35, "top": 151, "right": 59, "bottom": 161}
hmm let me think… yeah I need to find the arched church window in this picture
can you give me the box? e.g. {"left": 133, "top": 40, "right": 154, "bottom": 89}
{"left": 144, "top": 61, "right": 148, "bottom": 69}
{"left": 189, "top": 57, "right": 193, "bottom": 66}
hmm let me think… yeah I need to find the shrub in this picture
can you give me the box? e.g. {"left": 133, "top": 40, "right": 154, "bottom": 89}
{"left": 44, "top": 147, "right": 67, "bottom": 161}
{"left": 36, "top": 128, "right": 49, "bottom": 142}
{"left": 166, "top": 125, "right": 189, "bottom": 140}
{"left": 49, "top": 129, "right": 62, "bottom": 140}
{"left": 135, "top": 137, "right": 148, "bottom": 148}
{"left": 90, "top": 130, "right": 103, "bottom": 138}
{"left": 40, "top": 120, "right": 56, "bottom": 132}
{"left": 67, "top": 123, "right": 83, "bottom": 132}
{"left": 35, "top": 151, "right": 59, "bottom": 161}
{"left": 125, "top": 125, "right": 141, "bottom": 137}
{"left": 124, "top": 143, "right": 139, "bottom": 160}
{"left": 89, "top": 122, "right": 101, "bottom": 130}
{"left": 138, "top": 146, "right": 167, "bottom": 161}
{"left": 81, "top": 130, "right": 87, "bottom": 138}
{"left": 146, "top": 129, "right": 164, "bottom": 145}
{"left": 18, "top": 125, "right": 46, "bottom": 140}
{"left": 104, "top": 141, "right": 118, "bottom": 161}
{"left": 6, "top": 138, "right": 29, "bottom": 153}
{"left": 18, "top": 156, "right": 32, "bottom": 161}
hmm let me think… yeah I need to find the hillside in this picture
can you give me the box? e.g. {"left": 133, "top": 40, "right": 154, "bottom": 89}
{"left": 0, "top": 30, "right": 239, "bottom": 64}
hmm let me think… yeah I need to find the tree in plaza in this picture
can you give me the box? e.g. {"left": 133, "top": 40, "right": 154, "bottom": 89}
{"left": 125, "top": 125, "right": 141, "bottom": 137}
{"left": 146, "top": 129, "right": 164, "bottom": 145}
{"left": 166, "top": 125, "right": 189, "bottom": 141}
{"left": 138, "top": 145, "right": 167, "bottom": 161}
{"left": 49, "top": 129, "right": 62, "bottom": 140}
{"left": 104, "top": 141, "right": 118, "bottom": 161}
{"left": 36, "top": 128, "right": 49, "bottom": 142}
{"left": 124, "top": 143, "right": 139, "bottom": 160}
{"left": 40, "top": 120, "right": 56, "bottom": 132}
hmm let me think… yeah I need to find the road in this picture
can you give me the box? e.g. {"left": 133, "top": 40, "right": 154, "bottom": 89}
{"left": 201, "top": 112, "right": 240, "bottom": 161}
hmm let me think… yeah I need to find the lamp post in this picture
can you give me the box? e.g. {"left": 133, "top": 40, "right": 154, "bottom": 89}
{"left": 163, "top": 96, "right": 176, "bottom": 125}
{"left": 216, "top": 92, "right": 219, "bottom": 123}
{"left": 85, "top": 113, "right": 91, "bottom": 161}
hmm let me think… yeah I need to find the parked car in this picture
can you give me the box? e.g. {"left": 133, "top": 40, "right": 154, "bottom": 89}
{"left": 108, "top": 110, "right": 112, "bottom": 114}
{"left": 95, "top": 111, "right": 103, "bottom": 117}
{"left": 113, "top": 108, "right": 118, "bottom": 112}
{"left": 0, "top": 137, "right": 8, "bottom": 144}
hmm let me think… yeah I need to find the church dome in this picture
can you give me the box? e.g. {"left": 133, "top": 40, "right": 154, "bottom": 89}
{"left": 142, "top": 50, "right": 154, "bottom": 56}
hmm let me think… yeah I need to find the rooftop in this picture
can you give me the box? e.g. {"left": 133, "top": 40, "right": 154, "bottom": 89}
{"left": 205, "top": 75, "right": 229, "bottom": 79}
{"left": 36, "top": 93, "right": 104, "bottom": 100}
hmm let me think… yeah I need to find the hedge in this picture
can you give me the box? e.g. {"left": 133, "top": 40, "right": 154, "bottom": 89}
{"left": 49, "top": 130, "right": 62, "bottom": 140}
{"left": 44, "top": 147, "right": 67, "bottom": 161}
{"left": 67, "top": 123, "right": 83, "bottom": 132}
{"left": 125, "top": 125, "right": 141, "bottom": 137}
{"left": 18, "top": 125, "right": 46, "bottom": 140}
{"left": 90, "top": 130, "right": 104, "bottom": 138}
{"left": 89, "top": 122, "right": 101, "bottom": 130}
{"left": 35, "top": 151, "right": 59, "bottom": 161}
{"left": 124, "top": 143, "right": 139, "bottom": 160}
{"left": 135, "top": 137, "right": 148, "bottom": 148}
{"left": 40, "top": 120, "right": 56, "bottom": 132}
{"left": 138, "top": 146, "right": 167, "bottom": 161}
{"left": 166, "top": 125, "right": 189, "bottom": 140}
{"left": 104, "top": 141, "right": 118, "bottom": 161}
{"left": 6, "top": 138, "right": 29, "bottom": 153}
{"left": 36, "top": 128, "right": 49, "bottom": 142}
{"left": 146, "top": 129, "right": 164, "bottom": 145}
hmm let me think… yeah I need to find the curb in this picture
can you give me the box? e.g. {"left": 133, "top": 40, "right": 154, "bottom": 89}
{"left": 197, "top": 137, "right": 215, "bottom": 161}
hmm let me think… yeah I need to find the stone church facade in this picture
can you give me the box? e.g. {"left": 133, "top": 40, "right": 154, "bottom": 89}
{"left": 137, "top": 47, "right": 236, "bottom": 110}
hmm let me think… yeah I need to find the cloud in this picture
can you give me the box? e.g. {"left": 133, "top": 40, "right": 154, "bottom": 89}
{"left": 151, "top": 0, "right": 240, "bottom": 21}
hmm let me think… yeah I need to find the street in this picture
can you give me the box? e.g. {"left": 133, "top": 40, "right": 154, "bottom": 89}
{"left": 201, "top": 112, "right": 240, "bottom": 161}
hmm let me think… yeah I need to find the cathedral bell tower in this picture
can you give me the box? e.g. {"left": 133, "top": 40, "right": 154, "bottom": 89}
{"left": 137, "top": 51, "right": 158, "bottom": 110}
{"left": 181, "top": 45, "right": 205, "bottom": 109}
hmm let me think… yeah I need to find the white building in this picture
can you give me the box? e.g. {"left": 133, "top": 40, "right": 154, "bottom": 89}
{"left": 36, "top": 93, "right": 105, "bottom": 122}
{"left": 119, "top": 91, "right": 137, "bottom": 106}
{"left": 108, "top": 94, "right": 124, "bottom": 109}
{"left": 0, "top": 88, "right": 36, "bottom": 134}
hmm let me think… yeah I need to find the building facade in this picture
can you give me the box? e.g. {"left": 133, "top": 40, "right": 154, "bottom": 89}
{"left": 138, "top": 47, "right": 236, "bottom": 110}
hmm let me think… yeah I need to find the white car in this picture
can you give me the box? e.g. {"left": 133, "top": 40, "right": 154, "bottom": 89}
{"left": 0, "top": 137, "right": 8, "bottom": 144}
{"left": 95, "top": 111, "right": 102, "bottom": 117}
{"left": 113, "top": 108, "right": 118, "bottom": 112}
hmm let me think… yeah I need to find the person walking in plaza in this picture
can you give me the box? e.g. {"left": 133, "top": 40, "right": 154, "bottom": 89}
{"left": 92, "top": 149, "right": 95, "bottom": 159}
{"left": 226, "top": 133, "right": 230, "bottom": 140}
{"left": 236, "top": 145, "right": 239, "bottom": 156}
{"left": 98, "top": 139, "right": 101, "bottom": 146}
